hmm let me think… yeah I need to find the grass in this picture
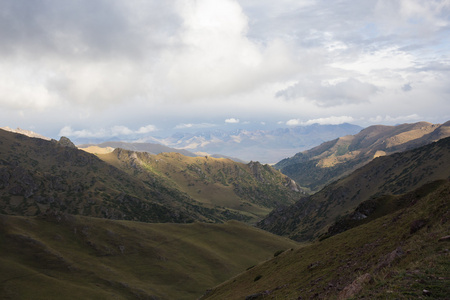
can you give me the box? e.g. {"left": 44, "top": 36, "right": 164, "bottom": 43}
{"left": 99, "top": 150, "right": 301, "bottom": 223}
{"left": 201, "top": 179, "right": 450, "bottom": 299}
{"left": 0, "top": 214, "right": 298, "bottom": 299}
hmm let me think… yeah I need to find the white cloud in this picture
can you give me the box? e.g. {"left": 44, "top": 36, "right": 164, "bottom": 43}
{"left": 225, "top": 118, "right": 240, "bottom": 124}
{"left": 157, "top": 0, "right": 298, "bottom": 100}
{"left": 287, "top": 116, "right": 355, "bottom": 126}
{"left": 59, "top": 124, "right": 158, "bottom": 138}
{"left": 175, "top": 123, "right": 193, "bottom": 129}
{"left": 174, "top": 123, "right": 216, "bottom": 129}
{"left": 277, "top": 78, "right": 378, "bottom": 107}
{"left": 136, "top": 125, "right": 157, "bottom": 134}
{"left": 369, "top": 114, "right": 421, "bottom": 124}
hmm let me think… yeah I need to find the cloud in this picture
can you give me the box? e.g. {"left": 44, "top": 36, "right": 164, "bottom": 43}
{"left": 0, "top": 0, "right": 449, "bottom": 138}
{"left": 59, "top": 124, "right": 158, "bottom": 138}
{"left": 136, "top": 125, "right": 157, "bottom": 134}
{"left": 174, "top": 123, "right": 216, "bottom": 129}
{"left": 157, "top": 0, "right": 299, "bottom": 100}
{"left": 225, "top": 118, "right": 240, "bottom": 124}
{"left": 277, "top": 78, "right": 378, "bottom": 107}
{"left": 286, "top": 116, "right": 355, "bottom": 126}
{"left": 369, "top": 114, "right": 421, "bottom": 124}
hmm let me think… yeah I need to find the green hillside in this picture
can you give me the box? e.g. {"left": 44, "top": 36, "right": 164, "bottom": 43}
{"left": 276, "top": 121, "right": 450, "bottom": 193}
{"left": 202, "top": 180, "right": 450, "bottom": 299}
{"left": 0, "top": 213, "right": 298, "bottom": 299}
{"left": 260, "top": 136, "right": 450, "bottom": 241}
{"left": 98, "top": 149, "right": 303, "bottom": 223}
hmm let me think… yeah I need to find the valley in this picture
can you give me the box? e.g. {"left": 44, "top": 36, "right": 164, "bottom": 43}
{"left": 1, "top": 122, "right": 449, "bottom": 299}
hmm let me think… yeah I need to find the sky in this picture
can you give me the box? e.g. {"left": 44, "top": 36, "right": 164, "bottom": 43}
{"left": 0, "top": 0, "right": 449, "bottom": 140}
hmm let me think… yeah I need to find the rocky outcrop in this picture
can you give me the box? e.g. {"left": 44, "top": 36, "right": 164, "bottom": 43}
{"left": 56, "top": 136, "right": 76, "bottom": 148}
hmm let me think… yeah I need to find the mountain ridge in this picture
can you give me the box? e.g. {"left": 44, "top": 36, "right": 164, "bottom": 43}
{"left": 259, "top": 135, "right": 450, "bottom": 241}
{"left": 275, "top": 121, "right": 450, "bottom": 192}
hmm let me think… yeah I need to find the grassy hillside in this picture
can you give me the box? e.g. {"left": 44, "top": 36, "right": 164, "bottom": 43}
{"left": 259, "top": 136, "right": 450, "bottom": 241}
{"left": 0, "top": 213, "right": 298, "bottom": 299}
{"left": 98, "top": 149, "right": 303, "bottom": 223}
{"left": 0, "top": 129, "right": 219, "bottom": 223}
{"left": 276, "top": 121, "right": 450, "bottom": 193}
{"left": 202, "top": 180, "right": 450, "bottom": 299}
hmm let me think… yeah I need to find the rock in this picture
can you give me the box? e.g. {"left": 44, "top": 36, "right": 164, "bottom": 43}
{"left": 410, "top": 219, "right": 428, "bottom": 234}
{"left": 58, "top": 136, "right": 76, "bottom": 148}
{"left": 438, "top": 235, "right": 450, "bottom": 242}
{"left": 376, "top": 247, "right": 405, "bottom": 271}
{"left": 338, "top": 273, "right": 372, "bottom": 299}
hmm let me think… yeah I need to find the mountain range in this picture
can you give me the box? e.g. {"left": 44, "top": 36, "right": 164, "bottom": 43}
{"left": 126, "top": 123, "right": 363, "bottom": 163}
{"left": 275, "top": 121, "right": 450, "bottom": 193}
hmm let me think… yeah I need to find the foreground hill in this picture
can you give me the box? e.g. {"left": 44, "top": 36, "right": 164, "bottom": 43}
{"left": 0, "top": 214, "right": 298, "bottom": 299}
{"left": 202, "top": 179, "right": 450, "bottom": 299}
{"left": 259, "top": 136, "right": 450, "bottom": 241}
{"left": 99, "top": 149, "right": 303, "bottom": 223}
{"left": 276, "top": 121, "right": 450, "bottom": 192}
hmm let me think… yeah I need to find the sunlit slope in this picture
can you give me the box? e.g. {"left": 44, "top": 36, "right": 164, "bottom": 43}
{"left": 260, "top": 136, "right": 450, "bottom": 241}
{"left": 0, "top": 214, "right": 298, "bottom": 300}
{"left": 276, "top": 121, "right": 450, "bottom": 192}
{"left": 99, "top": 149, "right": 303, "bottom": 222}
{"left": 202, "top": 180, "right": 450, "bottom": 299}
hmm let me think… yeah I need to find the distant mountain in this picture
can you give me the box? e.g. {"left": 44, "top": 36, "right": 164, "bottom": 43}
{"left": 78, "top": 141, "right": 197, "bottom": 157}
{"left": 202, "top": 179, "right": 450, "bottom": 299}
{"left": 259, "top": 136, "right": 450, "bottom": 241}
{"left": 144, "top": 123, "right": 363, "bottom": 163}
{"left": 0, "top": 129, "right": 302, "bottom": 224}
{"left": 275, "top": 121, "right": 450, "bottom": 192}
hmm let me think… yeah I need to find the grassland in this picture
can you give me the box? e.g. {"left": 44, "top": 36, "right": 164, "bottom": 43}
{"left": 99, "top": 149, "right": 303, "bottom": 223}
{"left": 0, "top": 214, "right": 298, "bottom": 299}
{"left": 202, "top": 179, "right": 450, "bottom": 299}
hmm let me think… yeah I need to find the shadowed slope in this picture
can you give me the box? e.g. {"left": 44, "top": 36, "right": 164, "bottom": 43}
{"left": 259, "top": 136, "right": 450, "bottom": 241}
{"left": 0, "top": 214, "right": 298, "bottom": 300}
